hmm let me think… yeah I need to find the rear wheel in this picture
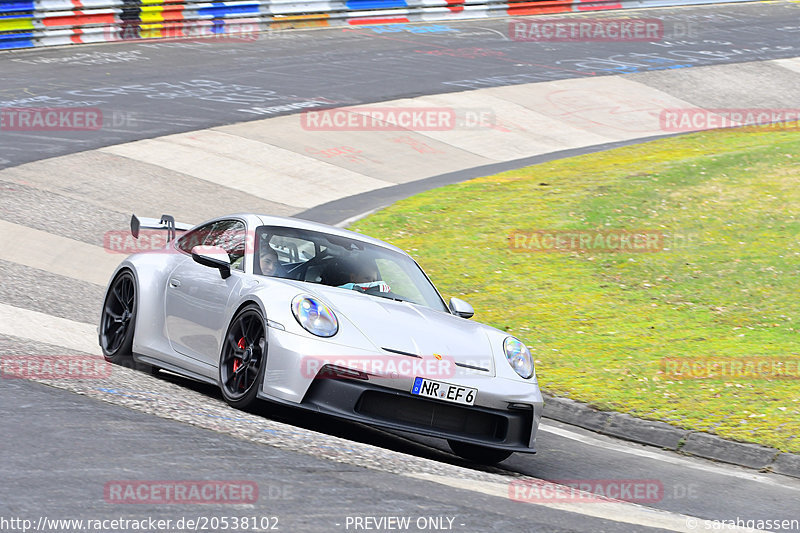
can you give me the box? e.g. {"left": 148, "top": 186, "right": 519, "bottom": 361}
{"left": 219, "top": 305, "right": 267, "bottom": 410}
{"left": 100, "top": 271, "right": 137, "bottom": 365}
{"left": 447, "top": 440, "right": 513, "bottom": 465}
{"left": 100, "top": 270, "right": 155, "bottom": 373}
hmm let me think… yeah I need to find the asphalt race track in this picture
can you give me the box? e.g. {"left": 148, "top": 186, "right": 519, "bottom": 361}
{"left": 1, "top": 2, "right": 800, "bottom": 169}
{"left": 2, "top": 2, "right": 800, "bottom": 532}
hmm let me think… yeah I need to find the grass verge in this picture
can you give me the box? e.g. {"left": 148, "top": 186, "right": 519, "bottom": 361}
{"left": 350, "top": 128, "right": 800, "bottom": 453}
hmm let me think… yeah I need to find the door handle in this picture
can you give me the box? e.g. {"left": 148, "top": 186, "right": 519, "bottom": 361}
{"left": 169, "top": 279, "right": 181, "bottom": 288}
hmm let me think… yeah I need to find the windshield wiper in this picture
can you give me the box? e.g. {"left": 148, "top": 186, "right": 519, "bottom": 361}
{"left": 355, "top": 289, "right": 410, "bottom": 304}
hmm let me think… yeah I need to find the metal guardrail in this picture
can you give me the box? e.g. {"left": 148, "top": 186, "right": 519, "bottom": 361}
{"left": 0, "top": 0, "right": 757, "bottom": 50}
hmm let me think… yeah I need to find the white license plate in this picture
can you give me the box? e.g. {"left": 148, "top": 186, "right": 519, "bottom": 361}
{"left": 411, "top": 377, "right": 476, "bottom": 406}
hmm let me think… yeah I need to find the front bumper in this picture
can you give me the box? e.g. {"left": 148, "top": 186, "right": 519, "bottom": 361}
{"left": 302, "top": 376, "right": 538, "bottom": 452}
{"left": 260, "top": 327, "right": 543, "bottom": 452}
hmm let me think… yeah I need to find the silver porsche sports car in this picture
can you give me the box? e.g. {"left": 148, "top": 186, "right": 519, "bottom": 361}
{"left": 99, "top": 213, "right": 543, "bottom": 464}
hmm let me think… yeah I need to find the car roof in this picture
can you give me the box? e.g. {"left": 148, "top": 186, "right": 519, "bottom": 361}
{"left": 197, "top": 213, "right": 409, "bottom": 256}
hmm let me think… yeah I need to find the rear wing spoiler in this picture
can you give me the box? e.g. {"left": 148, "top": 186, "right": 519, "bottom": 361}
{"left": 130, "top": 214, "right": 193, "bottom": 243}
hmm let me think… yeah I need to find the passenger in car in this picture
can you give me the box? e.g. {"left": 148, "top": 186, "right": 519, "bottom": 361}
{"left": 258, "top": 246, "right": 286, "bottom": 277}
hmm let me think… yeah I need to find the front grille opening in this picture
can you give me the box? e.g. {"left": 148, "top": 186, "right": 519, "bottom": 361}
{"left": 355, "top": 390, "right": 508, "bottom": 441}
{"left": 318, "top": 364, "right": 369, "bottom": 381}
{"left": 455, "top": 362, "right": 490, "bottom": 372}
{"left": 381, "top": 347, "right": 421, "bottom": 358}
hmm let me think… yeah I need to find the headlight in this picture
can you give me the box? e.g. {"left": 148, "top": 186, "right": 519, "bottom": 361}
{"left": 504, "top": 337, "right": 534, "bottom": 379}
{"left": 291, "top": 295, "right": 338, "bottom": 337}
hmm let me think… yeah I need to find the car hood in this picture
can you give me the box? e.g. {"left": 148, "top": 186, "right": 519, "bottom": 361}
{"left": 292, "top": 282, "right": 497, "bottom": 375}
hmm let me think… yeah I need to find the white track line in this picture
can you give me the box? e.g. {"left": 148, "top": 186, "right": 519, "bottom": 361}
{"left": 0, "top": 219, "right": 117, "bottom": 286}
{"left": 0, "top": 303, "right": 100, "bottom": 355}
{"left": 101, "top": 132, "right": 393, "bottom": 210}
{"left": 335, "top": 206, "right": 385, "bottom": 228}
{"left": 539, "top": 422, "right": 800, "bottom": 490}
{"left": 407, "top": 473, "right": 764, "bottom": 533}
{"left": 773, "top": 57, "right": 800, "bottom": 75}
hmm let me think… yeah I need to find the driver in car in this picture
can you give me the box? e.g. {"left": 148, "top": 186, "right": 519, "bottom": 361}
{"left": 339, "top": 262, "right": 390, "bottom": 293}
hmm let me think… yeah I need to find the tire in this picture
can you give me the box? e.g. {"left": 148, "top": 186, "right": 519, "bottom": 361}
{"left": 447, "top": 440, "right": 513, "bottom": 465}
{"left": 100, "top": 270, "right": 137, "bottom": 365}
{"left": 219, "top": 304, "right": 267, "bottom": 410}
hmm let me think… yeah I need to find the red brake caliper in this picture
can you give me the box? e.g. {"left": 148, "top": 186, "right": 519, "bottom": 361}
{"left": 233, "top": 337, "right": 246, "bottom": 373}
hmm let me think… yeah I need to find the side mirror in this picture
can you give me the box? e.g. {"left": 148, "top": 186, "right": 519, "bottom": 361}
{"left": 192, "top": 245, "right": 232, "bottom": 279}
{"left": 449, "top": 297, "right": 474, "bottom": 319}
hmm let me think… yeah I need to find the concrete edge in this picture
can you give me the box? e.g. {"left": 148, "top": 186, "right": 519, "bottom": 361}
{"left": 541, "top": 394, "right": 800, "bottom": 479}
{"left": 296, "top": 134, "right": 680, "bottom": 225}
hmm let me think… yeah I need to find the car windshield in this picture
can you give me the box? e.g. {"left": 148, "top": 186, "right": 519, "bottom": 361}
{"left": 254, "top": 225, "right": 447, "bottom": 312}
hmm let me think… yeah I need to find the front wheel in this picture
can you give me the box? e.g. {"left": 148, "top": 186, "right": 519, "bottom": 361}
{"left": 447, "top": 440, "right": 513, "bottom": 465}
{"left": 219, "top": 305, "right": 267, "bottom": 410}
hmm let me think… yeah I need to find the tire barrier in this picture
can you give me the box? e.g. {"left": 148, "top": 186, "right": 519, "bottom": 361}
{"left": 0, "top": 0, "right": 759, "bottom": 51}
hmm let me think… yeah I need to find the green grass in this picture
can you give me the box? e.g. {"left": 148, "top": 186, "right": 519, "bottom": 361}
{"left": 350, "top": 128, "right": 800, "bottom": 453}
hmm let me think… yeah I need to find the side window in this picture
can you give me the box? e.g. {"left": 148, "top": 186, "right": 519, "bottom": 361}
{"left": 253, "top": 228, "right": 317, "bottom": 278}
{"left": 270, "top": 235, "right": 316, "bottom": 263}
{"left": 206, "top": 220, "right": 246, "bottom": 271}
{"left": 176, "top": 222, "right": 215, "bottom": 254}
